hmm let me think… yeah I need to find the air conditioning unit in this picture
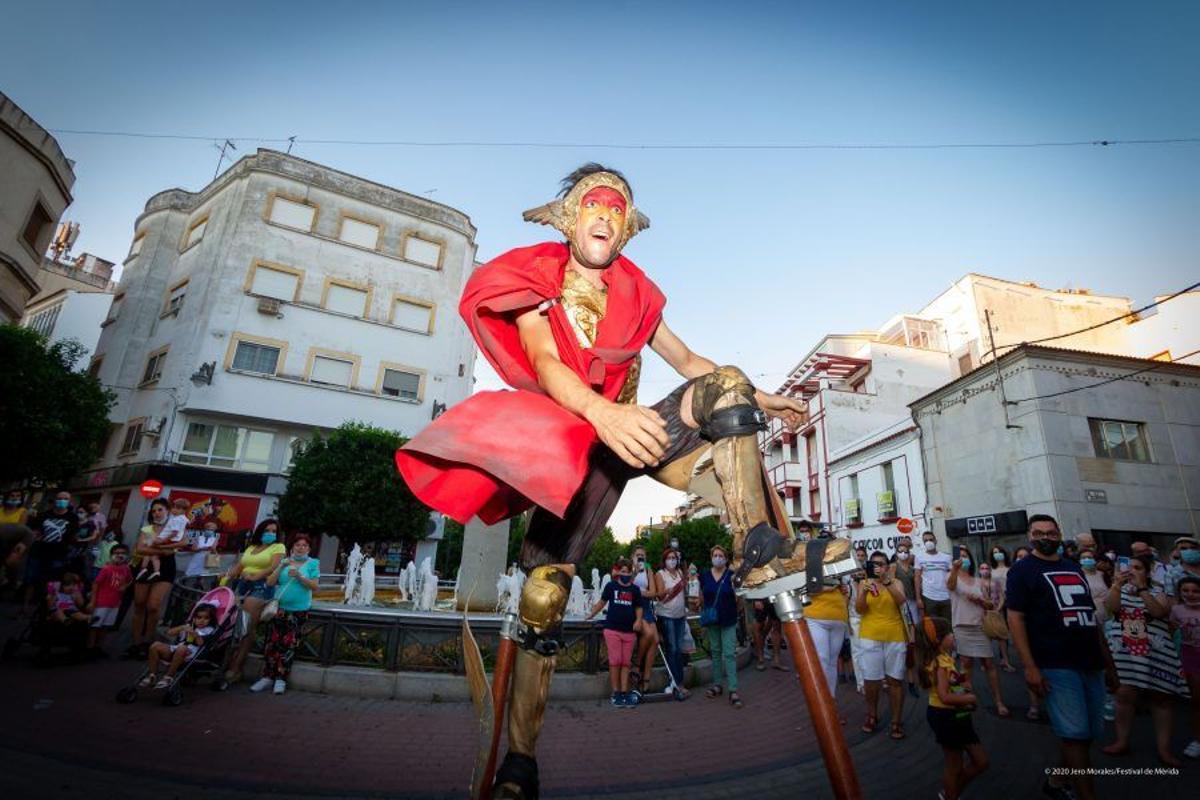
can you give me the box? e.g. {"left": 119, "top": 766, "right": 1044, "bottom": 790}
{"left": 257, "top": 297, "right": 281, "bottom": 316}
{"left": 143, "top": 417, "right": 166, "bottom": 438}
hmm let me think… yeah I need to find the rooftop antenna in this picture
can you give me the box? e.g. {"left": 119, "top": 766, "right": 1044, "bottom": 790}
{"left": 212, "top": 139, "right": 238, "bottom": 180}
{"left": 286, "top": 135, "right": 296, "bottom": 154}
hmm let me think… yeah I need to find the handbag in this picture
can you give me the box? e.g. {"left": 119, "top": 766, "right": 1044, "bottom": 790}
{"left": 259, "top": 599, "right": 280, "bottom": 623}
{"left": 982, "top": 609, "right": 1009, "bottom": 640}
{"left": 204, "top": 551, "right": 221, "bottom": 570}
{"left": 681, "top": 622, "right": 697, "bottom": 654}
{"left": 699, "top": 573, "right": 725, "bottom": 627}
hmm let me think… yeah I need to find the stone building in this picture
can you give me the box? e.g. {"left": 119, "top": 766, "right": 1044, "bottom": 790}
{"left": 0, "top": 92, "right": 76, "bottom": 322}
{"left": 762, "top": 274, "right": 1196, "bottom": 556}
{"left": 911, "top": 345, "right": 1200, "bottom": 557}
{"left": 71, "top": 149, "right": 479, "bottom": 544}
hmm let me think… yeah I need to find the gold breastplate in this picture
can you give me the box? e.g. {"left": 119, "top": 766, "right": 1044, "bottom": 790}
{"left": 560, "top": 270, "right": 640, "bottom": 404}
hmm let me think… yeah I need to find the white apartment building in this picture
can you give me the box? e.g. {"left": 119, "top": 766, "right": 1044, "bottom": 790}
{"left": 69, "top": 149, "right": 478, "bottom": 544}
{"left": 762, "top": 331, "right": 951, "bottom": 556}
{"left": 762, "top": 274, "right": 1196, "bottom": 556}
{"left": 22, "top": 252, "right": 117, "bottom": 370}
{"left": 912, "top": 345, "right": 1200, "bottom": 558}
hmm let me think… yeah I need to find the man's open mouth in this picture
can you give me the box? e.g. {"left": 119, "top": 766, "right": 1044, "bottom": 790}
{"left": 589, "top": 226, "right": 612, "bottom": 242}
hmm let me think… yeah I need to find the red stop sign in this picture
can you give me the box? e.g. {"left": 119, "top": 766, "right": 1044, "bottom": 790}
{"left": 139, "top": 479, "right": 164, "bottom": 499}
{"left": 896, "top": 518, "right": 915, "bottom": 534}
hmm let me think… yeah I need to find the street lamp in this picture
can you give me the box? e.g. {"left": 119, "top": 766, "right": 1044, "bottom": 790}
{"left": 190, "top": 361, "right": 215, "bottom": 387}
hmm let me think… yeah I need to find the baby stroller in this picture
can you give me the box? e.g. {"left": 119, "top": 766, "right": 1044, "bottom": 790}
{"left": 1, "top": 580, "right": 89, "bottom": 667}
{"left": 116, "top": 586, "right": 238, "bottom": 706}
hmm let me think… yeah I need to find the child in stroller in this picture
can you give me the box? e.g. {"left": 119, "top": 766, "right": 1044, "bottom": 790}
{"left": 118, "top": 586, "right": 237, "bottom": 705}
{"left": 48, "top": 573, "right": 89, "bottom": 625}
{"left": 139, "top": 603, "right": 216, "bottom": 689}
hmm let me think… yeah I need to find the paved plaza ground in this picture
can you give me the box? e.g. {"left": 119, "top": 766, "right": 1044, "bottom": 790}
{"left": 0, "top": 606, "right": 1193, "bottom": 800}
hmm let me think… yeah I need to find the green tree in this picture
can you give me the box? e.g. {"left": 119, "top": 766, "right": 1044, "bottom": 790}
{"left": 656, "top": 517, "right": 732, "bottom": 570}
{"left": 580, "top": 526, "right": 624, "bottom": 578}
{"left": 0, "top": 325, "right": 114, "bottom": 485}
{"left": 506, "top": 513, "right": 527, "bottom": 568}
{"left": 278, "top": 422, "right": 430, "bottom": 545}
{"left": 436, "top": 518, "right": 465, "bottom": 578}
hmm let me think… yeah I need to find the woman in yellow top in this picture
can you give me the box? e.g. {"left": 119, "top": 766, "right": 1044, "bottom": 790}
{"left": 854, "top": 550, "right": 909, "bottom": 739}
{"left": 805, "top": 576, "right": 850, "bottom": 699}
{"left": 222, "top": 518, "right": 286, "bottom": 685}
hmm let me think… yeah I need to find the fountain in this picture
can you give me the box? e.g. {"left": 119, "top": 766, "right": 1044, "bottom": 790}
{"left": 341, "top": 544, "right": 376, "bottom": 606}
{"left": 496, "top": 567, "right": 525, "bottom": 614}
{"left": 566, "top": 574, "right": 589, "bottom": 617}
{"left": 414, "top": 557, "right": 438, "bottom": 611}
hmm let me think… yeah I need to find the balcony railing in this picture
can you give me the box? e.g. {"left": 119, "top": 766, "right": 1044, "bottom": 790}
{"left": 768, "top": 460, "right": 806, "bottom": 490}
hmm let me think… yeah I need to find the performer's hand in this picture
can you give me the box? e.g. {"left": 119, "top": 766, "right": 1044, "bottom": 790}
{"left": 586, "top": 400, "right": 669, "bottom": 468}
{"left": 756, "top": 391, "right": 807, "bottom": 431}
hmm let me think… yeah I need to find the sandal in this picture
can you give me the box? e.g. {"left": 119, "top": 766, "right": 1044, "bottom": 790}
{"left": 997, "top": 705, "right": 1011, "bottom": 718}
{"left": 1026, "top": 707, "right": 1041, "bottom": 721}
{"left": 137, "top": 675, "right": 154, "bottom": 688}
{"left": 889, "top": 722, "right": 906, "bottom": 740}
{"left": 861, "top": 714, "right": 877, "bottom": 733}
{"left": 154, "top": 677, "right": 172, "bottom": 690}
{"left": 729, "top": 691, "right": 743, "bottom": 708}
{"left": 772, "top": 663, "right": 789, "bottom": 672}
{"left": 755, "top": 660, "right": 767, "bottom": 671}
{"left": 705, "top": 685, "right": 723, "bottom": 699}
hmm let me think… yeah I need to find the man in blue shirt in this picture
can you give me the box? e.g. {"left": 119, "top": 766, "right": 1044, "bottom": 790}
{"left": 1006, "top": 514, "right": 1117, "bottom": 800}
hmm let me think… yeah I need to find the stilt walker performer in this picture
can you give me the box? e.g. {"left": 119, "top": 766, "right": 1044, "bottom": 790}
{"left": 396, "top": 164, "right": 863, "bottom": 799}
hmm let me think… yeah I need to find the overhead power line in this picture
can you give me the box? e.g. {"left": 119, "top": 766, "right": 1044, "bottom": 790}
{"left": 1009, "top": 347, "right": 1200, "bottom": 403}
{"left": 38, "top": 127, "right": 1200, "bottom": 152}
{"left": 994, "top": 279, "right": 1200, "bottom": 349}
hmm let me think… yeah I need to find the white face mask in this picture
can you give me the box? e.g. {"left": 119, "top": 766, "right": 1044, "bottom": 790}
{"left": 924, "top": 540, "right": 937, "bottom": 553}
{"left": 897, "top": 551, "right": 911, "bottom": 561}
{"left": 665, "top": 558, "right": 678, "bottom": 570}
{"left": 712, "top": 556, "right": 726, "bottom": 568}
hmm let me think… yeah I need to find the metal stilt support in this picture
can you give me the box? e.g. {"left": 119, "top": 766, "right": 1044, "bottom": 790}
{"left": 772, "top": 589, "right": 863, "bottom": 800}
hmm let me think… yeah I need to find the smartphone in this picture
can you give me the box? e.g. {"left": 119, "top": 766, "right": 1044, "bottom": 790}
{"left": 1117, "top": 555, "right": 1131, "bottom": 574}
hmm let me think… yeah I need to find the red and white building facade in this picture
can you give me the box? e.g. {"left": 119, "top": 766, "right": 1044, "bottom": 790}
{"left": 761, "top": 325, "right": 951, "bottom": 556}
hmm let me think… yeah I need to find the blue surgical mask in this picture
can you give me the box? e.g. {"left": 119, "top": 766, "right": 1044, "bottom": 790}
{"left": 4, "top": 497, "right": 19, "bottom": 507}
{"left": 992, "top": 551, "right": 1005, "bottom": 562}
{"left": 54, "top": 499, "right": 69, "bottom": 510}
{"left": 261, "top": 533, "right": 277, "bottom": 544}
{"left": 960, "top": 557, "right": 971, "bottom": 569}
{"left": 292, "top": 553, "right": 309, "bottom": 561}
{"left": 1080, "top": 557, "right": 1096, "bottom": 570}
{"left": 617, "top": 573, "right": 631, "bottom": 584}
{"left": 1182, "top": 549, "right": 1200, "bottom": 565}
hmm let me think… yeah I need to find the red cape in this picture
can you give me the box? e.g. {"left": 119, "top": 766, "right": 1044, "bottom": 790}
{"left": 395, "top": 242, "right": 665, "bottom": 524}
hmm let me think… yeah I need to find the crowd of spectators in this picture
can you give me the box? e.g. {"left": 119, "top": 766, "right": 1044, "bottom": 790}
{"left": 3, "top": 487, "right": 1198, "bottom": 796}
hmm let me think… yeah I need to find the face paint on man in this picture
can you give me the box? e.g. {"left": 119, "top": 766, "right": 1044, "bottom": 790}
{"left": 569, "top": 186, "right": 627, "bottom": 268}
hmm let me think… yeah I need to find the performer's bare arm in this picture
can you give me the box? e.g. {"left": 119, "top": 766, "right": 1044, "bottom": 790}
{"left": 650, "top": 319, "right": 807, "bottom": 430}
{"left": 515, "top": 308, "right": 669, "bottom": 469}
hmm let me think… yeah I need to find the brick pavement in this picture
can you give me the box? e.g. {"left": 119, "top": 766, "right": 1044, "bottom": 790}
{"left": 0, "top": 609, "right": 1194, "bottom": 799}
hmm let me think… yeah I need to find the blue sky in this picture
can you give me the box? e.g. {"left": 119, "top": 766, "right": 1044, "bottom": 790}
{"left": 3, "top": 1, "right": 1197, "bottom": 538}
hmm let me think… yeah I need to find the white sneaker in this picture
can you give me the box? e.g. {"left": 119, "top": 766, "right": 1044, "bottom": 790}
{"left": 273, "top": 679, "right": 286, "bottom": 694}
{"left": 249, "top": 677, "right": 272, "bottom": 693}
{"left": 1184, "top": 740, "right": 1200, "bottom": 758}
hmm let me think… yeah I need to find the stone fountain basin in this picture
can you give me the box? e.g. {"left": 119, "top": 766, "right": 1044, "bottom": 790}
{"left": 166, "top": 574, "right": 749, "bottom": 700}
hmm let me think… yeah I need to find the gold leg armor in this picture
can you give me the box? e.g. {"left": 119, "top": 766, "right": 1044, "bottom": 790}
{"left": 689, "top": 366, "right": 857, "bottom": 591}
{"left": 494, "top": 565, "right": 571, "bottom": 799}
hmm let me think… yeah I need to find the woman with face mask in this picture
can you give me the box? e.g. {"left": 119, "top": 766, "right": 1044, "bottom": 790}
{"left": 655, "top": 547, "right": 690, "bottom": 700}
{"left": 222, "top": 518, "right": 286, "bottom": 685}
{"left": 947, "top": 546, "right": 1010, "bottom": 717}
{"left": 252, "top": 533, "right": 321, "bottom": 694}
{"left": 986, "top": 546, "right": 1015, "bottom": 672}
{"left": 1102, "top": 554, "right": 1187, "bottom": 765}
{"left": 692, "top": 545, "right": 742, "bottom": 708}
{"left": 125, "top": 498, "right": 189, "bottom": 659}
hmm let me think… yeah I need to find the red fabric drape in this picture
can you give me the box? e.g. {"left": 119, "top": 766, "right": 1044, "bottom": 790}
{"left": 395, "top": 242, "right": 665, "bottom": 524}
